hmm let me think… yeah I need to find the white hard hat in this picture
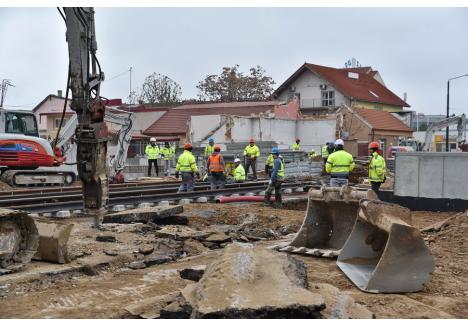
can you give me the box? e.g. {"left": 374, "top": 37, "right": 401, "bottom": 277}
{"left": 234, "top": 158, "right": 241, "bottom": 163}
{"left": 150, "top": 137, "right": 156, "bottom": 142}
{"left": 334, "top": 139, "right": 344, "bottom": 146}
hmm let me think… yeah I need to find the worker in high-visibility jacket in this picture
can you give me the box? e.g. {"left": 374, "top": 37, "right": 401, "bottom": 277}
{"left": 243, "top": 138, "right": 260, "bottom": 180}
{"left": 292, "top": 139, "right": 301, "bottom": 151}
{"left": 232, "top": 158, "right": 246, "bottom": 183}
{"left": 309, "top": 149, "right": 317, "bottom": 161}
{"left": 175, "top": 143, "right": 200, "bottom": 193}
{"left": 326, "top": 139, "right": 355, "bottom": 187}
{"left": 264, "top": 147, "right": 285, "bottom": 208}
{"left": 145, "top": 137, "right": 160, "bottom": 177}
{"left": 160, "top": 141, "right": 175, "bottom": 176}
{"left": 368, "top": 141, "right": 386, "bottom": 196}
{"left": 206, "top": 144, "right": 225, "bottom": 190}
{"left": 265, "top": 153, "right": 274, "bottom": 177}
{"left": 204, "top": 138, "right": 215, "bottom": 157}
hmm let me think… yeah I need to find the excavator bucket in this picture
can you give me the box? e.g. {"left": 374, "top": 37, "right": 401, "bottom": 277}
{"left": 337, "top": 200, "right": 435, "bottom": 293}
{"left": 33, "top": 219, "right": 74, "bottom": 264}
{"left": 0, "top": 209, "right": 39, "bottom": 273}
{"left": 272, "top": 186, "right": 377, "bottom": 257}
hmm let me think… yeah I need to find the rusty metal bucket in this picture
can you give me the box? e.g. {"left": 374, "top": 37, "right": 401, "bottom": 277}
{"left": 272, "top": 186, "right": 377, "bottom": 257}
{"left": 337, "top": 199, "right": 435, "bottom": 293}
{"left": 0, "top": 209, "right": 39, "bottom": 271}
{"left": 33, "top": 219, "right": 74, "bottom": 264}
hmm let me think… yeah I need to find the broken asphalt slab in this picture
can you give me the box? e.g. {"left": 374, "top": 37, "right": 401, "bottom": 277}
{"left": 103, "top": 205, "right": 184, "bottom": 224}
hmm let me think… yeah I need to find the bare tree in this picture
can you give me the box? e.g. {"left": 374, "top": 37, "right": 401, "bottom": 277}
{"left": 197, "top": 65, "right": 275, "bottom": 102}
{"left": 138, "top": 73, "right": 182, "bottom": 105}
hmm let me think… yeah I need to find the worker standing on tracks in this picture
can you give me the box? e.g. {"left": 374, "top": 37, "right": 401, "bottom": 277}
{"left": 175, "top": 143, "right": 200, "bottom": 192}
{"left": 326, "top": 139, "right": 355, "bottom": 187}
{"left": 160, "top": 142, "right": 175, "bottom": 176}
{"left": 292, "top": 138, "right": 301, "bottom": 151}
{"left": 233, "top": 158, "right": 246, "bottom": 183}
{"left": 145, "top": 137, "right": 160, "bottom": 177}
{"left": 206, "top": 145, "right": 226, "bottom": 190}
{"left": 243, "top": 138, "right": 260, "bottom": 180}
{"left": 368, "top": 141, "right": 386, "bottom": 196}
{"left": 264, "top": 147, "right": 284, "bottom": 208}
{"left": 265, "top": 153, "right": 274, "bottom": 177}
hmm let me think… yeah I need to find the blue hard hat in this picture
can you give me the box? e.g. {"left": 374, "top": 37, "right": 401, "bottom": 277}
{"left": 271, "top": 147, "right": 280, "bottom": 155}
{"left": 208, "top": 137, "right": 214, "bottom": 143}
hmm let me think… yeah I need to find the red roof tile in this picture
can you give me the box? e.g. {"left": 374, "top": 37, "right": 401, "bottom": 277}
{"left": 274, "top": 63, "right": 409, "bottom": 108}
{"left": 352, "top": 106, "right": 413, "bottom": 133}
{"left": 143, "top": 101, "right": 278, "bottom": 136}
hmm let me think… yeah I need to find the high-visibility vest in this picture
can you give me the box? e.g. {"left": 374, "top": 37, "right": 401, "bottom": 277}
{"left": 309, "top": 150, "right": 317, "bottom": 158}
{"left": 145, "top": 144, "right": 160, "bottom": 160}
{"left": 204, "top": 144, "right": 215, "bottom": 157}
{"left": 243, "top": 144, "right": 260, "bottom": 158}
{"left": 292, "top": 143, "right": 300, "bottom": 151}
{"left": 369, "top": 152, "right": 386, "bottom": 183}
{"left": 160, "top": 146, "right": 175, "bottom": 160}
{"left": 277, "top": 159, "right": 285, "bottom": 178}
{"left": 176, "top": 150, "right": 198, "bottom": 172}
{"left": 266, "top": 154, "right": 274, "bottom": 167}
{"left": 207, "top": 153, "right": 224, "bottom": 172}
{"left": 325, "top": 149, "right": 355, "bottom": 177}
{"left": 321, "top": 145, "right": 329, "bottom": 158}
{"left": 233, "top": 164, "right": 246, "bottom": 181}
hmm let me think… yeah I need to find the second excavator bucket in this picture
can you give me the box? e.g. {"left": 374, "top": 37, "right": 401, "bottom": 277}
{"left": 272, "top": 186, "right": 377, "bottom": 257}
{"left": 33, "top": 219, "right": 74, "bottom": 264}
{"left": 0, "top": 209, "right": 39, "bottom": 272}
{"left": 337, "top": 200, "right": 435, "bottom": 293}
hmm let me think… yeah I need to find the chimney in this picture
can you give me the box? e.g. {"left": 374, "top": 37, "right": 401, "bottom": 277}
{"left": 57, "top": 90, "right": 63, "bottom": 98}
{"left": 403, "top": 92, "right": 407, "bottom": 102}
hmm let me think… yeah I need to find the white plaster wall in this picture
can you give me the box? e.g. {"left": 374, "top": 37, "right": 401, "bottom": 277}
{"left": 34, "top": 96, "right": 72, "bottom": 131}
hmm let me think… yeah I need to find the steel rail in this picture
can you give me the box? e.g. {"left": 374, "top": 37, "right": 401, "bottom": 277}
{"left": 9, "top": 182, "right": 315, "bottom": 213}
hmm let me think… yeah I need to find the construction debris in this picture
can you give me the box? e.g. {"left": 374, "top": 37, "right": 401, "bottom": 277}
{"left": 180, "top": 242, "right": 325, "bottom": 318}
{"left": 33, "top": 219, "right": 74, "bottom": 264}
{"left": 103, "top": 205, "right": 184, "bottom": 224}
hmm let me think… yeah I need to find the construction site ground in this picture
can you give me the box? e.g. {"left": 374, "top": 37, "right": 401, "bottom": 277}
{"left": 0, "top": 201, "right": 466, "bottom": 318}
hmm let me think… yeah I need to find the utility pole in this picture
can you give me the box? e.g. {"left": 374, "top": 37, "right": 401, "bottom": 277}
{"left": 0, "top": 79, "right": 15, "bottom": 107}
{"left": 446, "top": 73, "right": 468, "bottom": 152}
{"left": 129, "top": 66, "right": 133, "bottom": 102}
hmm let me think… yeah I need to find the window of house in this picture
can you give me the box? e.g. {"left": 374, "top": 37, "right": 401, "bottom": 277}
{"left": 321, "top": 91, "right": 335, "bottom": 107}
{"left": 54, "top": 118, "right": 67, "bottom": 129}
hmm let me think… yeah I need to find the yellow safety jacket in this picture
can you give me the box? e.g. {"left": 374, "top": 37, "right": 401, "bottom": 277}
{"left": 233, "top": 164, "right": 246, "bottom": 182}
{"left": 277, "top": 160, "right": 285, "bottom": 178}
{"left": 309, "top": 150, "right": 317, "bottom": 159}
{"left": 243, "top": 144, "right": 260, "bottom": 158}
{"left": 325, "top": 149, "right": 355, "bottom": 177}
{"left": 321, "top": 145, "right": 329, "bottom": 158}
{"left": 266, "top": 154, "right": 274, "bottom": 167}
{"left": 369, "top": 152, "right": 386, "bottom": 183}
{"left": 145, "top": 144, "right": 160, "bottom": 160}
{"left": 292, "top": 143, "right": 301, "bottom": 151}
{"left": 204, "top": 144, "right": 215, "bottom": 157}
{"left": 160, "top": 146, "right": 175, "bottom": 161}
{"left": 176, "top": 150, "right": 198, "bottom": 173}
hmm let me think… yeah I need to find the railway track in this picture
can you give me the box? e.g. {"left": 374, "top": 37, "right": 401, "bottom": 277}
{"left": 1, "top": 180, "right": 319, "bottom": 214}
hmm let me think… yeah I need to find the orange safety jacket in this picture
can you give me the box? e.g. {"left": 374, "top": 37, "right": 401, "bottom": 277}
{"left": 207, "top": 153, "right": 225, "bottom": 172}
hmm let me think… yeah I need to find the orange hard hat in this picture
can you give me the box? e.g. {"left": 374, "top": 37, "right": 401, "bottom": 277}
{"left": 368, "top": 141, "right": 380, "bottom": 150}
{"left": 249, "top": 138, "right": 255, "bottom": 143}
{"left": 214, "top": 144, "right": 221, "bottom": 151}
{"left": 184, "top": 143, "right": 192, "bottom": 150}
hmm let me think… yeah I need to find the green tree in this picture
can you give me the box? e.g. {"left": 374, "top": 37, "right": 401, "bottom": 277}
{"left": 197, "top": 65, "right": 275, "bottom": 102}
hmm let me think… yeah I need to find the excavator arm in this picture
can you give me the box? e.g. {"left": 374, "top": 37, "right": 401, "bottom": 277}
{"left": 63, "top": 8, "right": 108, "bottom": 226}
{"left": 422, "top": 114, "right": 466, "bottom": 151}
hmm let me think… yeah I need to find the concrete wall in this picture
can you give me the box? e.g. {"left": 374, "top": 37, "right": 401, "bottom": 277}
{"left": 132, "top": 111, "right": 166, "bottom": 133}
{"left": 189, "top": 115, "right": 336, "bottom": 154}
{"left": 394, "top": 152, "right": 468, "bottom": 199}
{"left": 276, "top": 70, "right": 349, "bottom": 109}
{"left": 351, "top": 100, "right": 403, "bottom": 112}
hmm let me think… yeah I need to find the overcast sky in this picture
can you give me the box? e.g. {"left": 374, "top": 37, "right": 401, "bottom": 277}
{"left": 1, "top": 7, "right": 467, "bottom": 115}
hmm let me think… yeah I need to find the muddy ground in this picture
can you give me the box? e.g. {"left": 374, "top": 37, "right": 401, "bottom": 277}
{"left": 0, "top": 202, "right": 466, "bottom": 318}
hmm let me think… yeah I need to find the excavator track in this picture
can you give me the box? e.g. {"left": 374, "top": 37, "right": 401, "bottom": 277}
{"left": 0, "top": 208, "right": 39, "bottom": 274}
{"left": 1, "top": 170, "right": 76, "bottom": 187}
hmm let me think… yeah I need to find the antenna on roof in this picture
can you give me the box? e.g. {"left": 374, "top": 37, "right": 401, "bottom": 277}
{"left": 344, "top": 58, "right": 361, "bottom": 68}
